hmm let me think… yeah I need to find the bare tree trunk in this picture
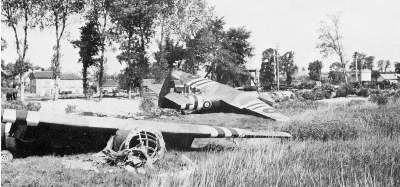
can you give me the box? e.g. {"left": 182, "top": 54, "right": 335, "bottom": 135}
{"left": 98, "top": 12, "right": 107, "bottom": 100}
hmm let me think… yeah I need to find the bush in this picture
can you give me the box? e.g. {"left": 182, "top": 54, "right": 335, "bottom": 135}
{"left": 1, "top": 100, "right": 41, "bottom": 111}
{"left": 65, "top": 104, "right": 77, "bottom": 113}
{"left": 283, "top": 119, "right": 359, "bottom": 141}
{"left": 356, "top": 88, "right": 370, "bottom": 97}
{"left": 369, "top": 94, "right": 389, "bottom": 105}
{"left": 139, "top": 96, "right": 156, "bottom": 113}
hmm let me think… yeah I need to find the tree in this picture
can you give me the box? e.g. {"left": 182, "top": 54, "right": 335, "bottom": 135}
{"left": 328, "top": 62, "right": 345, "bottom": 84}
{"left": 2, "top": 0, "right": 41, "bottom": 101}
{"left": 85, "top": 0, "right": 112, "bottom": 99}
{"left": 317, "top": 13, "right": 347, "bottom": 83}
{"left": 350, "top": 52, "right": 375, "bottom": 70}
{"left": 377, "top": 59, "right": 391, "bottom": 72}
{"left": 41, "top": 0, "right": 84, "bottom": 100}
{"left": 395, "top": 62, "right": 400, "bottom": 73}
{"left": 308, "top": 60, "right": 322, "bottom": 81}
{"left": 212, "top": 27, "right": 254, "bottom": 86}
{"left": 184, "top": 17, "right": 225, "bottom": 75}
{"left": 109, "top": 0, "right": 162, "bottom": 99}
{"left": 152, "top": 37, "right": 186, "bottom": 82}
{"left": 259, "top": 48, "right": 277, "bottom": 90}
{"left": 71, "top": 20, "right": 101, "bottom": 97}
{"left": 280, "top": 51, "right": 297, "bottom": 85}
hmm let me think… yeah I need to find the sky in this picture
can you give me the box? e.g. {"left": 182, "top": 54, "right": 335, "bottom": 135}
{"left": 1, "top": 0, "right": 400, "bottom": 75}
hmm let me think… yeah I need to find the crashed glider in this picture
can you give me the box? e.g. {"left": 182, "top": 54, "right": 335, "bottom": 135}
{"left": 158, "top": 70, "right": 290, "bottom": 122}
{"left": 1, "top": 109, "right": 291, "bottom": 161}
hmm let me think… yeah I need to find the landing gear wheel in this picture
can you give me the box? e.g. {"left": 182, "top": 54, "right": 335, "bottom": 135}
{"left": 1, "top": 150, "right": 13, "bottom": 163}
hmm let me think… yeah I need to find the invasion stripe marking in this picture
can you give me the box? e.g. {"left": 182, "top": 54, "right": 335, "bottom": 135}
{"left": 3, "top": 109, "right": 16, "bottom": 123}
{"left": 247, "top": 103, "right": 266, "bottom": 110}
{"left": 241, "top": 100, "right": 264, "bottom": 108}
{"left": 193, "top": 81, "right": 214, "bottom": 89}
{"left": 192, "top": 80, "right": 213, "bottom": 88}
{"left": 213, "top": 127, "right": 225, "bottom": 138}
{"left": 193, "top": 95, "right": 199, "bottom": 110}
{"left": 219, "top": 127, "right": 232, "bottom": 137}
{"left": 227, "top": 128, "right": 239, "bottom": 138}
{"left": 251, "top": 105, "right": 269, "bottom": 111}
{"left": 26, "top": 111, "right": 40, "bottom": 126}
{"left": 188, "top": 78, "right": 207, "bottom": 87}
{"left": 16, "top": 110, "right": 28, "bottom": 121}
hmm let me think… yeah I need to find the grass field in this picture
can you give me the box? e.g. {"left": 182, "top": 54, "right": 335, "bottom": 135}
{"left": 2, "top": 97, "right": 400, "bottom": 186}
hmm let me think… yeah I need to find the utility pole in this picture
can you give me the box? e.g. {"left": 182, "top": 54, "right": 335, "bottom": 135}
{"left": 355, "top": 52, "right": 358, "bottom": 82}
{"left": 275, "top": 49, "right": 280, "bottom": 90}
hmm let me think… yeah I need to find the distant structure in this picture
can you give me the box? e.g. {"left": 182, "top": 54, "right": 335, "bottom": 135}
{"left": 29, "top": 71, "right": 83, "bottom": 96}
{"left": 377, "top": 73, "right": 399, "bottom": 84}
{"left": 349, "top": 69, "right": 372, "bottom": 83}
{"left": 96, "top": 79, "right": 119, "bottom": 93}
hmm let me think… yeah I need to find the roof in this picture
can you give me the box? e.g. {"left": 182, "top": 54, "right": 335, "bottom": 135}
{"left": 103, "top": 79, "right": 118, "bottom": 87}
{"left": 30, "top": 71, "right": 82, "bottom": 80}
{"left": 379, "top": 73, "right": 398, "bottom": 80}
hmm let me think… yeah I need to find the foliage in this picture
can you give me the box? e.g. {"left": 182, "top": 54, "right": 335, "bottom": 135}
{"left": 72, "top": 20, "right": 101, "bottom": 97}
{"left": 308, "top": 60, "right": 322, "bottom": 81}
{"left": 65, "top": 104, "right": 77, "bottom": 113}
{"left": 1, "top": 100, "right": 41, "bottom": 111}
{"left": 377, "top": 59, "right": 391, "bottom": 72}
{"left": 40, "top": 0, "right": 84, "bottom": 100}
{"left": 317, "top": 13, "right": 347, "bottom": 83}
{"left": 109, "top": 0, "right": 163, "bottom": 95}
{"left": 356, "top": 88, "right": 369, "bottom": 97}
{"left": 259, "top": 48, "right": 276, "bottom": 90}
{"left": 328, "top": 62, "right": 345, "bottom": 84}
{"left": 369, "top": 93, "right": 389, "bottom": 105}
{"left": 280, "top": 51, "right": 297, "bottom": 85}
{"left": 395, "top": 62, "right": 400, "bottom": 73}
{"left": 349, "top": 52, "right": 374, "bottom": 70}
{"left": 152, "top": 37, "right": 186, "bottom": 82}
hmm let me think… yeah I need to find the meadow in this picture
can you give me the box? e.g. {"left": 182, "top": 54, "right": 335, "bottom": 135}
{"left": 1, "top": 97, "right": 399, "bottom": 186}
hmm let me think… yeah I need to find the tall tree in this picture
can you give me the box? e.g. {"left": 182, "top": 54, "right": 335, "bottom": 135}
{"left": 85, "top": 0, "right": 112, "bottom": 99}
{"left": 377, "top": 59, "right": 391, "bottom": 72}
{"left": 152, "top": 37, "right": 185, "bottom": 82}
{"left": 280, "top": 51, "right": 297, "bottom": 85}
{"left": 71, "top": 21, "right": 101, "bottom": 97}
{"left": 109, "top": 0, "right": 162, "bottom": 99}
{"left": 259, "top": 48, "right": 277, "bottom": 90}
{"left": 41, "top": 0, "right": 84, "bottom": 100}
{"left": 316, "top": 13, "right": 347, "bottom": 83}
{"left": 350, "top": 52, "right": 375, "bottom": 70}
{"left": 212, "top": 27, "right": 253, "bottom": 86}
{"left": 2, "top": 0, "right": 41, "bottom": 101}
{"left": 328, "top": 62, "right": 345, "bottom": 84}
{"left": 308, "top": 60, "right": 323, "bottom": 81}
{"left": 395, "top": 62, "right": 400, "bottom": 73}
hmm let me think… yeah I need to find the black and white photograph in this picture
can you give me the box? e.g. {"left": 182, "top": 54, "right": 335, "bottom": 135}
{"left": 1, "top": 0, "right": 399, "bottom": 186}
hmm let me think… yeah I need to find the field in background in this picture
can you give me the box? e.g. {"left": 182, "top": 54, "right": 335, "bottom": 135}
{"left": 2, "top": 97, "right": 400, "bottom": 186}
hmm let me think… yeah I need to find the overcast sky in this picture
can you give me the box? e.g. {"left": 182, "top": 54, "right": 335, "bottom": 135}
{"left": 1, "top": 0, "right": 400, "bottom": 75}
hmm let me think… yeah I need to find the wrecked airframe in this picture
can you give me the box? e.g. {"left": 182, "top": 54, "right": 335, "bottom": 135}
{"left": 158, "top": 70, "right": 290, "bottom": 122}
{"left": 1, "top": 109, "right": 291, "bottom": 165}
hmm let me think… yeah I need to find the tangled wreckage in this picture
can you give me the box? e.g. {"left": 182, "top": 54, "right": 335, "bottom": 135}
{"left": 1, "top": 70, "right": 291, "bottom": 169}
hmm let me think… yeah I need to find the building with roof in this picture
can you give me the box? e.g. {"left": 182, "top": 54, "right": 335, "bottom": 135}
{"left": 377, "top": 73, "right": 399, "bottom": 84}
{"left": 95, "top": 79, "right": 119, "bottom": 93}
{"left": 29, "top": 71, "right": 83, "bottom": 96}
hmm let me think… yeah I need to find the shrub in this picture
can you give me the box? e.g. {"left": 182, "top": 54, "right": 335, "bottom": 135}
{"left": 356, "top": 88, "right": 369, "bottom": 97}
{"left": 65, "top": 104, "right": 77, "bottom": 113}
{"left": 139, "top": 96, "right": 156, "bottom": 113}
{"left": 1, "top": 101, "right": 41, "bottom": 111}
{"left": 369, "top": 94, "right": 389, "bottom": 105}
{"left": 335, "top": 85, "right": 348, "bottom": 97}
{"left": 283, "top": 119, "right": 359, "bottom": 141}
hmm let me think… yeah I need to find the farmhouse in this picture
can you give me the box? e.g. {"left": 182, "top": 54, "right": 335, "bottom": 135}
{"left": 377, "top": 73, "right": 399, "bottom": 84}
{"left": 98, "top": 79, "right": 119, "bottom": 93}
{"left": 29, "top": 71, "right": 83, "bottom": 96}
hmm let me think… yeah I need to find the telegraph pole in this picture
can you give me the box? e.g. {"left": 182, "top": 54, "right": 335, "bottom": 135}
{"left": 275, "top": 49, "right": 280, "bottom": 90}
{"left": 355, "top": 52, "right": 358, "bottom": 82}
